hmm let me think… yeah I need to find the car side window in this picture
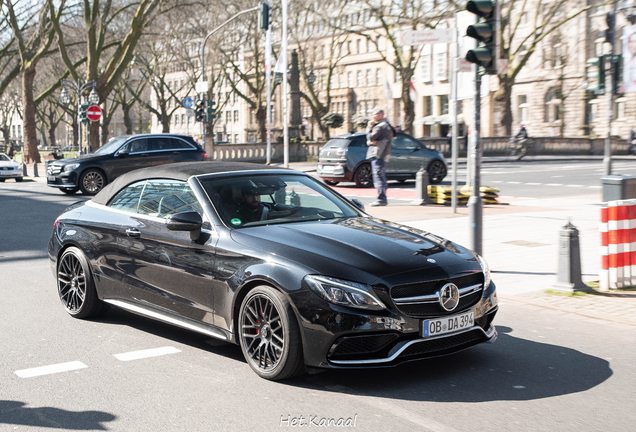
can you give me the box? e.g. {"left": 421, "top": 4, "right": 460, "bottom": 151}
{"left": 149, "top": 137, "right": 175, "bottom": 151}
{"left": 168, "top": 138, "right": 194, "bottom": 149}
{"left": 121, "top": 139, "right": 148, "bottom": 154}
{"left": 348, "top": 137, "right": 367, "bottom": 147}
{"left": 137, "top": 179, "right": 203, "bottom": 219}
{"left": 107, "top": 180, "right": 147, "bottom": 213}
{"left": 392, "top": 135, "right": 420, "bottom": 151}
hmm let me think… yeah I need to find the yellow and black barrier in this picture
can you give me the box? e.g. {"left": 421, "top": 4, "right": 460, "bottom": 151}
{"left": 426, "top": 185, "right": 499, "bottom": 205}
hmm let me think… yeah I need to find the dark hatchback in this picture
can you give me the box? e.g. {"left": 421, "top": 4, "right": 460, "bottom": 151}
{"left": 317, "top": 132, "right": 447, "bottom": 187}
{"left": 46, "top": 134, "right": 207, "bottom": 195}
{"left": 49, "top": 161, "right": 497, "bottom": 380}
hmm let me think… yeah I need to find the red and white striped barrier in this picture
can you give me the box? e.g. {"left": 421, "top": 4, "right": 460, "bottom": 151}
{"left": 601, "top": 199, "right": 636, "bottom": 290}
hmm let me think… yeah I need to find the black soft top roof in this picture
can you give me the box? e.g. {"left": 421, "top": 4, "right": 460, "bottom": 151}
{"left": 92, "top": 161, "right": 291, "bottom": 205}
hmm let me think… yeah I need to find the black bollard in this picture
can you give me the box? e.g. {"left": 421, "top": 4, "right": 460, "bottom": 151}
{"left": 411, "top": 168, "right": 432, "bottom": 205}
{"left": 32, "top": 162, "right": 39, "bottom": 177}
{"left": 553, "top": 220, "right": 589, "bottom": 292}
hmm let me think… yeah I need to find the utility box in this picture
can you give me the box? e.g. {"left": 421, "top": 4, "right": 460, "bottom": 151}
{"left": 601, "top": 175, "right": 636, "bottom": 201}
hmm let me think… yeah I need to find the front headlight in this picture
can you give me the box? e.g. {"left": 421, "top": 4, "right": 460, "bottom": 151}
{"left": 478, "top": 255, "right": 492, "bottom": 288}
{"left": 304, "top": 275, "right": 386, "bottom": 311}
{"left": 63, "top": 163, "right": 80, "bottom": 172}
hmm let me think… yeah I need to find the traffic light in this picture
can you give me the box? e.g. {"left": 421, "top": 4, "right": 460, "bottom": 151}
{"left": 79, "top": 103, "right": 89, "bottom": 123}
{"left": 259, "top": 2, "right": 270, "bottom": 30}
{"left": 587, "top": 56, "right": 605, "bottom": 95}
{"left": 206, "top": 100, "right": 216, "bottom": 122}
{"left": 611, "top": 55, "right": 622, "bottom": 95}
{"left": 465, "top": 1, "right": 497, "bottom": 75}
{"left": 195, "top": 99, "right": 205, "bottom": 122}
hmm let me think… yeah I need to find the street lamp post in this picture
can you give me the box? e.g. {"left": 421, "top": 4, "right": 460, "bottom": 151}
{"left": 59, "top": 79, "right": 99, "bottom": 154}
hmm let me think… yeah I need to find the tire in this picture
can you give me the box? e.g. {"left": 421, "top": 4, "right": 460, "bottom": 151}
{"left": 15, "top": 177, "right": 23, "bottom": 182}
{"left": 238, "top": 286, "right": 305, "bottom": 380}
{"left": 61, "top": 187, "right": 79, "bottom": 195}
{"left": 427, "top": 159, "right": 447, "bottom": 184}
{"left": 57, "top": 247, "right": 104, "bottom": 319}
{"left": 354, "top": 163, "right": 373, "bottom": 188}
{"left": 324, "top": 180, "right": 340, "bottom": 186}
{"left": 0, "top": 179, "right": 5, "bottom": 182}
{"left": 79, "top": 169, "right": 106, "bottom": 195}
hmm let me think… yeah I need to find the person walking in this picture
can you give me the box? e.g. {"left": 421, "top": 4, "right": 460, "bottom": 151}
{"left": 366, "top": 107, "right": 395, "bottom": 206}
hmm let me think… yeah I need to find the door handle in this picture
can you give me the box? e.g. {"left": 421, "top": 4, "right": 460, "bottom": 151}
{"left": 125, "top": 228, "right": 141, "bottom": 238}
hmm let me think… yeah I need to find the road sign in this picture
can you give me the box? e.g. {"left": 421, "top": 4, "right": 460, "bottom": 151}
{"left": 183, "top": 97, "right": 193, "bottom": 109}
{"left": 458, "top": 58, "right": 473, "bottom": 73}
{"left": 195, "top": 81, "right": 209, "bottom": 93}
{"left": 87, "top": 105, "right": 102, "bottom": 122}
{"left": 399, "top": 29, "right": 452, "bottom": 46}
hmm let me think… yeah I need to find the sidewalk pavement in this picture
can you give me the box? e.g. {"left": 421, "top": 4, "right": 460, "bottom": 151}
{"left": 20, "top": 158, "right": 636, "bottom": 326}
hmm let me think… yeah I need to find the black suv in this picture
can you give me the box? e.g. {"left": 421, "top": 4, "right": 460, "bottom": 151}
{"left": 46, "top": 134, "right": 207, "bottom": 195}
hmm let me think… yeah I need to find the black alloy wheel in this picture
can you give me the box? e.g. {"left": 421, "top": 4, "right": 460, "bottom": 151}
{"left": 79, "top": 169, "right": 106, "bottom": 195}
{"left": 238, "top": 286, "right": 304, "bottom": 380}
{"left": 354, "top": 163, "right": 373, "bottom": 188}
{"left": 427, "top": 160, "right": 447, "bottom": 184}
{"left": 0, "top": 179, "right": 4, "bottom": 182}
{"left": 57, "top": 247, "right": 103, "bottom": 319}
{"left": 324, "top": 180, "right": 340, "bottom": 186}
{"left": 61, "top": 187, "right": 79, "bottom": 195}
{"left": 15, "top": 177, "right": 23, "bottom": 182}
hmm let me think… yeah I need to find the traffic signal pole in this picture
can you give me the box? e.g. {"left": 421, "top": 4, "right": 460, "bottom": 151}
{"left": 604, "top": 8, "right": 616, "bottom": 176}
{"left": 468, "top": 66, "right": 483, "bottom": 255}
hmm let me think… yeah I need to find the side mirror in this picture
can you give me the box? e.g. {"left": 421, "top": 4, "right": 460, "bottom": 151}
{"left": 350, "top": 199, "right": 365, "bottom": 212}
{"left": 166, "top": 211, "right": 203, "bottom": 241}
{"left": 117, "top": 149, "right": 130, "bottom": 157}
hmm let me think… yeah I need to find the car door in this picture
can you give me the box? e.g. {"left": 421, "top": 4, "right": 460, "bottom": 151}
{"left": 387, "top": 134, "right": 414, "bottom": 175}
{"left": 120, "top": 179, "right": 219, "bottom": 324}
{"left": 109, "top": 138, "right": 157, "bottom": 179}
{"left": 401, "top": 135, "right": 433, "bottom": 173}
{"left": 148, "top": 137, "right": 195, "bottom": 166}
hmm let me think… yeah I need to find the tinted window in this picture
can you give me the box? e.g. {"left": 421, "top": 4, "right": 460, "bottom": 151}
{"left": 323, "top": 139, "right": 352, "bottom": 149}
{"left": 121, "top": 139, "right": 149, "bottom": 153}
{"left": 392, "top": 135, "right": 420, "bottom": 150}
{"left": 149, "top": 137, "right": 192, "bottom": 151}
{"left": 108, "top": 180, "right": 146, "bottom": 212}
{"left": 348, "top": 137, "right": 368, "bottom": 147}
{"left": 137, "top": 180, "right": 203, "bottom": 219}
{"left": 168, "top": 138, "right": 194, "bottom": 149}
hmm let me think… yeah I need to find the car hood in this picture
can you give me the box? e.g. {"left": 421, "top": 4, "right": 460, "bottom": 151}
{"left": 230, "top": 217, "right": 479, "bottom": 284}
{"left": 54, "top": 153, "right": 106, "bottom": 165}
{"left": 0, "top": 161, "right": 19, "bottom": 168}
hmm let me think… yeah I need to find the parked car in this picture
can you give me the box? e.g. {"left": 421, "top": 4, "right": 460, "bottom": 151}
{"left": 317, "top": 132, "right": 447, "bottom": 187}
{"left": 49, "top": 161, "right": 498, "bottom": 380}
{"left": 0, "top": 152, "right": 23, "bottom": 182}
{"left": 46, "top": 134, "right": 207, "bottom": 195}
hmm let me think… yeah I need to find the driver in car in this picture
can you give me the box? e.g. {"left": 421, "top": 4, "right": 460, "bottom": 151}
{"left": 232, "top": 186, "right": 268, "bottom": 224}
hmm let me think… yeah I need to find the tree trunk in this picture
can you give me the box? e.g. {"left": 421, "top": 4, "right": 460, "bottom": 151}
{"left": 401, "top": 70, "right": 415, "bottom": 135}
{"left": 72, "top": 118, "right": 78, "bottom": 147}
{"left": 499, "top": 74, "right": 513, "bottom": 136}
{"left": 256, "top": 104, "right": 266, "bottom": 143}
{"left": 22, "top": 67, "right": 41, "bottom": 164}
{"left": 48, "top": 123, "right": 57, "bottom": 148}
{"left": 1, "top": 127, "right": 10, "bottom": 147}
{"left": 161, "top": 115, "right": 170, "bottom": 133}
{"left": 101, "top": 106, "right": 112, "bottom": 144}
{"left": 89, "top": 121, "right": 100, "bottom": 150}
{"left": 123, "top": 106, "right": 133, "bottom": 134}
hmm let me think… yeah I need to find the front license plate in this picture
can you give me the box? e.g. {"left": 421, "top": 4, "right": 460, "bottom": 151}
{"left": 422, "top": 310, "right": 474, "bottom": 338}
{"left": 47, "top": 176, "right": 56, "bottom": 182}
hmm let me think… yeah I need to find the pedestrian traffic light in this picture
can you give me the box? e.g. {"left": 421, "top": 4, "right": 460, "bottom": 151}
{"left": 465, "top": 1, "right": 497, "bottom": 75}
{"left": 259, "top": 2, "right": 270, "bottom": 30}
{"left": 206, "top": 100, "right": 216, "bottom": 122}
{"left": 195, "top": 99, "right": 205, "bottom": 122}
{"left": 79, "top": 103, "right": 89, "bottom": 123}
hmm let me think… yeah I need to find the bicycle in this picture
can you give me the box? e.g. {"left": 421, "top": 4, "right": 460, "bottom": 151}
{"left": 509, "top": 137, "right": 533, "bottom": 161}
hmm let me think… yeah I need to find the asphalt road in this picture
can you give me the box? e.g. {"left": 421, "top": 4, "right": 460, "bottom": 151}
{"left": 1, "top": 175, "right": 634, "bottom": 432}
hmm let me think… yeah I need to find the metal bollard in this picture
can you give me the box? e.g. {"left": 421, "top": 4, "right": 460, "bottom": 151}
{"left": 553, "top": 220, "right": 590, "bottom": 292}
{"left": 32, "top": 162, "right": 39, "bottom": 177}
{"left": 411, "top": 168, "right": 432, "bottom": 205}
{"left": 22, "top": 163, "right": 27, "bottom": 176}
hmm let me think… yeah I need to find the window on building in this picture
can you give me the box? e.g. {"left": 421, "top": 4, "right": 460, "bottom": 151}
{"left": 357, "top": 39, "right": 361, "bottom": 54}
{"left": 439, "top": 95, "right": 449, "bottom": 115}
{"left": 235, "top": 134, "right": 239, "bottom": 144}
{"left": 226, "top": 111, "right": 231, "bottom": 123}
{"left": 234, "top": 110, "right": 239, "bottom": 122}
{"left": 376, "top": 68, "right": 382, "bottom": 85}
{"left": 366, "top": 69, "right": 372, "bottom": 86}
{"left": 181, "top": 114, "right": 185, "bottom": 125}
{"left": 420, "top": 49, "right": 431, "bottom": 82}
{"left": 544, "top": 88, "right": 561, "bottom": 122}
{"left": 347, "top": 41, "right": 351, "bottom": 54}
{"left": 423, "top": 96, "right": 432, "bottom": 116}
{"left": 434, "top": 49, "right": 448, "bottom": 81}
{"left": 357, "top": 70, "right": 362, "bottom": 87}
{"left": 348, "top": 71, "right": 353, "bottom": 88}
{"left": 616, "top": 98, "right": 626, "bottom": 119}
{"left": 518, "top": 95, "right": 529, "bottom": 123}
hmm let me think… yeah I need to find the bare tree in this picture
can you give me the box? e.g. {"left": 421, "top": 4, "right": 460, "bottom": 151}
{"left": 35, "top": 94, "right": 63, "bottom": 148}
{"left": 496, "top": 0, "right": 613, "bottom": 135}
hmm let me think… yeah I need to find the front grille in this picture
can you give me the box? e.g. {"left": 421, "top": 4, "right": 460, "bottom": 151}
{"left": 390, "top": 273, "right": 484, "bottom": 318}
{"left": 47, "top": 165, "right": 62, "bottom": 175}
{"left": 400, "top": 329, "right": 485, "bottom": 357}
{"left": 329, "top": 334, "right": 399, "bottom": 360}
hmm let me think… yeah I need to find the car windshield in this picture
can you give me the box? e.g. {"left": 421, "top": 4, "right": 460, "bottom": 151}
{"left": 322, "top": 138, "right": 352, "bottom": 149}
{"left": 0, "top": 154, "right": 10, "bottom": 162}
{"left": 93, "top": 136, "right": 129, "bottom": 155}
{"left": 200, "top": 174, "right": 360, "bottom": 228}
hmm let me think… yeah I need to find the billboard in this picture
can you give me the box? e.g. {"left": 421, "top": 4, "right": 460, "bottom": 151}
{"left": 622, "top": 25, "right": 636, "bottom": 92}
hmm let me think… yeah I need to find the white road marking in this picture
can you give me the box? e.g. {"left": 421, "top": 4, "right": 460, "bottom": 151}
{"left": 114, "top": 346, "right": 181, "bottom": 361}
{"left": 551, "top": 175, "right": 564, "bottom": 178}
{"left": 526, "top": 183, "right": 542, "bottom": 185}
{"left": 588, "top": 185, "right": 602, "bottom": 189}
{"left": 15, "top": 361, "right": 88, "bottom": 378}
{"left": 545, "top": 183, "right": 563, "bottom": 186}
{"left": 506, "top": 181, "right": 522, "bottom": 184}
{"left": 566, "top": 185, "right": 585, "bottom": 188}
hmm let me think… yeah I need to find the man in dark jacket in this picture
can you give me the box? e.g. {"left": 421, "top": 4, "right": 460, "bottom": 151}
{"left": 515, "top": 124, "right": 528, "bottom": 140}
{"left": 366, "top": 107, "right": 394, "bottom": 206}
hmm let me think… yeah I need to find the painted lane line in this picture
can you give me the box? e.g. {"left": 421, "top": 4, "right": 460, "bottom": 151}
{"left": 526, "top": 183, "right": 542, "bottom": 185}
{"left": 566, "top": 185, "right": 585, "bottom": 188}
{"left": 15, "top": 361, "right": 88, "bottom": 378}
{"left": 545, "top": 183, "right": 563, "bottom": 186}
{"left": 588, "top": 185, "right": 602, "bottom": 189}
{"left": 114, "top": 346, "right": 181, "bottom": 361}
{"left": 506, "top": 181, "right": 522, "bottom": 184}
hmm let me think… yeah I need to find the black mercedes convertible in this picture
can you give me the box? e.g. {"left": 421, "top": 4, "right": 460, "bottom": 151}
{"left": 48, "top": 161, "right": 498, "bottom": 380}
